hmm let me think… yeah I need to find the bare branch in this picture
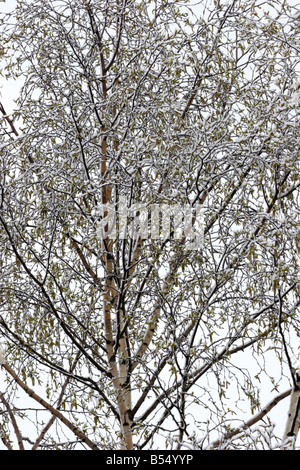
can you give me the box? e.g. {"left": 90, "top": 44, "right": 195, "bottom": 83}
{"left": 209, "top": 388, "right": 292, "bottom": 449}
{"left": 1, "top": 363, "right": 100, "bottom": 451}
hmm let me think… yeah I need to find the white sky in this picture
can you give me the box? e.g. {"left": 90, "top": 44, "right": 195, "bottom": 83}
{"left": 0, "top": 0, "right": 299, "bottom": 449}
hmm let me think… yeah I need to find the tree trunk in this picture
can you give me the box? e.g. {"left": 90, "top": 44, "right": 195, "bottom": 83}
{"left": 283, "top": 372, "right": 300, "bottom": 447}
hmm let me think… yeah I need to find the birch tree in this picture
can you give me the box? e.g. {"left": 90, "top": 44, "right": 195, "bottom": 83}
{"left": 1, "top": 0, "right": 300, "bottom": 450}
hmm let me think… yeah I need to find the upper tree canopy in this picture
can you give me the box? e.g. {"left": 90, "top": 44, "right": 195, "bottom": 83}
{"left": 1, "top": 0, "right": 300, "bottom": 450}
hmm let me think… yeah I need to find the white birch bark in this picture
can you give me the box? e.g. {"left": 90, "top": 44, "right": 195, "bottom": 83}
{"left": 283, "top": 371, "right": 300, "bottom": 447}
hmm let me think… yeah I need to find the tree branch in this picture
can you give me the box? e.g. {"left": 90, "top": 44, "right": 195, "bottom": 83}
{"left": 1, "top": 363, "right": 100, "bottom": 450}
{"left": 0, "top": 393, "right": 24, "bottom": 450}
{"left": 0, "top": 101, "right": 19, "bottom": 137}
{"left": 209, "top": 388, "right": 292, "bottom": 449}
{"left": 283, "top": 372, "right": 300, "bottom": 443}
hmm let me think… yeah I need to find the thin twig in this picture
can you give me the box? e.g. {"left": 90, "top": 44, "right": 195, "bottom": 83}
{"left": 0, "top": 393, "right": 24, "bottom": 450}
{"left": 1, "top": 363, "right": 100, "bottom": 450}
{"left": 209, "top": 388, "right": 292, "bottom": 449}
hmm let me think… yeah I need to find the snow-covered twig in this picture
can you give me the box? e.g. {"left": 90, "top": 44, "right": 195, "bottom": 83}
{"left": 208, "top": 388, "right": 292, "bottom": 449}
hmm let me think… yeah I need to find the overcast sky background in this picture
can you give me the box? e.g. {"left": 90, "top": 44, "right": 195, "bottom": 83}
{"left": 0, "top": 0, "right": 299, "bottom": 449}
